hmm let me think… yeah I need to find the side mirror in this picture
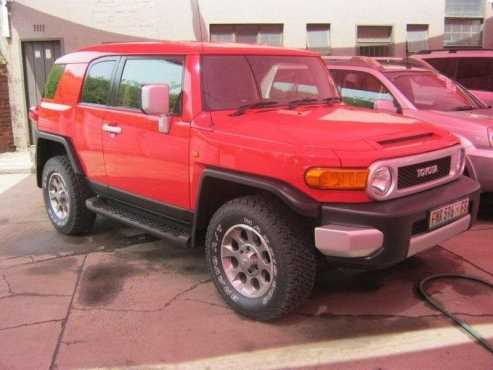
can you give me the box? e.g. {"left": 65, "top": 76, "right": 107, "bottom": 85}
{"left": 374, "top": 99, "right": 398, "bottom": 113}
{"left": 142, "top": 84, "right": 171, "bottom": 133}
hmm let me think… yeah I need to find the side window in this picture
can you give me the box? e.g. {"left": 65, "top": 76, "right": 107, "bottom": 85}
{"left": 43, "top": 64, "right": 65, "bottom": 99}
{"left": 332, "top": 70, "right": 395, "bottom": 109}
{"left": 81, "top": 60, "right": 116, "bottom": 105}
{"left": 456, "top": 58, "right": 493, "bottom": 92}
{"left": 116, "top": 57, "right": 184, "bottom": 113}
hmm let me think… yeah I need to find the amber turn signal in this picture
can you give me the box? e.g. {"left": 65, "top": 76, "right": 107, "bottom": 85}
{"left": 305, "top": 168, "right": 369, "bottom": 190}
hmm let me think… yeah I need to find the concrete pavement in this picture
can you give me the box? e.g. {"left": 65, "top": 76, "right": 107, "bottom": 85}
{"left": 0, "top": 150, "right": 34, "bottom": 174}
{"left": 1, "top": 174, "right": 493, "bottom": 370}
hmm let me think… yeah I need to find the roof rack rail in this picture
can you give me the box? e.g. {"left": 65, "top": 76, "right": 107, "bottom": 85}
{"left": 323, "top": 56, "right": 434, "bottom": 71}
{"left": 322, "top": 56, "right": 382, "bottom": 68}
{"left": 416, "top": 47, "right": 493, "bottom": 54}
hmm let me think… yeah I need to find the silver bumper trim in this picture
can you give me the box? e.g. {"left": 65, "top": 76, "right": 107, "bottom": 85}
{"left": 407, "top": 215, "right": 471, "bottom": 257}
{"left": 314, "top": 224, "right": 384, "bottom": 258}
{"left": 315, "top": 214, "right": 471, "bottom": 258}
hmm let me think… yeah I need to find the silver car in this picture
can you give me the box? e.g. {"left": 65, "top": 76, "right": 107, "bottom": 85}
{"left": 325, "top": 57, "right": 493, "bottom": 192}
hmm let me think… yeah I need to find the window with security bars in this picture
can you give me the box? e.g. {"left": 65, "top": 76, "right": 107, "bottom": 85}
{"left": 210, "top": 24, "right": 283, "bottom": 46}
{"left": 357, "top": 26, "right": 393, "bottom": 57}
{"left": 306, "top": 24, "right": 331, "bottom": 55}
{"left": 444, "top": 18, "right": 483, "bottom": 46}
{"left": 407, "top": 25, "right": 429, "bottom": 54}
{"left": 445, "top": 0, "right": 484, "bottom": 17}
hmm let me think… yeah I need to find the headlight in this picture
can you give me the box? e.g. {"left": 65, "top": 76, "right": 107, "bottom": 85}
{"left": 368, "top": 166, "right": 393, "bottom": 196}
{"left": 488, "top": 127, "right": 493, "bottom": 147}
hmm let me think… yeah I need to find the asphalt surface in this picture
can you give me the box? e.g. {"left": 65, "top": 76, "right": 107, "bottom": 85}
{"left": 1, "top": 174, "right": 493, "bottom": 370}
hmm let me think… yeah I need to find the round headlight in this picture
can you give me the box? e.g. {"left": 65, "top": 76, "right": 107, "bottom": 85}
{"left": 369, "top": 166, "right": 393, "bottom": 196}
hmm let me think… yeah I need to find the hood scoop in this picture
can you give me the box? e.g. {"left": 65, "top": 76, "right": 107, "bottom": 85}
{"left": 377, "top": 132, "right": 435, "bottom": 148}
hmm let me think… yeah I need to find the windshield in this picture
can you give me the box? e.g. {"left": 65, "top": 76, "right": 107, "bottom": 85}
{"left": 388, "top": 71, "right": 480, "bottom": 111}
{"left": 202, "top": 55, "right": 338, "bottom": 110}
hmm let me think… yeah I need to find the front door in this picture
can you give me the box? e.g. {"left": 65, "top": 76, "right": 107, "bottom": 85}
{"left": 22, "top": 40, "right": 62, "bottom": 143}
{"left": 101, "top": 56, "right": 190, "bottom": 211}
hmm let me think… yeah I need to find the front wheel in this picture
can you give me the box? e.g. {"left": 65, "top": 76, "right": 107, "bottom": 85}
{"left": 205, "top": 195, "right": 317, "bottom": 321}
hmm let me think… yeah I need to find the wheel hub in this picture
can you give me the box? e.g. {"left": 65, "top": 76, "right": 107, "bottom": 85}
{"left": 47, "top": 172, "right": 70, "bottom": 222}
{"left": 220, "top": 224, "right": 274, "bottom": 298}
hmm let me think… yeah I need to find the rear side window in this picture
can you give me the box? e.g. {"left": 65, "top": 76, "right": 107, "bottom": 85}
{"left": 81, "top": 60, "right": 116, "bottom": 105}
{"left": 456, "top": 58, "right": 493, "bottom": 92}
{"left": 426, "top": 58, "right": 457, "bottom": 80}
{"left": 43, "top": 64, "right": 65, "bottom": 99}
{"left": 116, "top": 57, "right": 184, "bottom": 113}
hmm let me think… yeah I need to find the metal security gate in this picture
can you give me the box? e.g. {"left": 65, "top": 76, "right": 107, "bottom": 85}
{"left": 22, "top": 40, "right": 62, "bottom": 143}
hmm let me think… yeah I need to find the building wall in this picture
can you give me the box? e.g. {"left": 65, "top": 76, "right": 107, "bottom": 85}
{"left": 485, "top": 1, "right": 493, "bottom": 48}
{"left": 1, "top": 0, "right": 490, "bottom": 150}
{"left": 201, "top": 0, "right": 446, "bottom": 55}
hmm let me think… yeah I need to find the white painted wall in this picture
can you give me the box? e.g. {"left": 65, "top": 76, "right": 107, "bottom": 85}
{"left": 200, "top": 0, "right": 446, "bottom": 54}
{"left": 2, "top": 0, "right": 491, "bottom": 149}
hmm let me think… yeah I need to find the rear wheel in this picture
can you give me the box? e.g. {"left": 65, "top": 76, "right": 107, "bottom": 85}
{"left": 42, "top": 156, "right": 95, "bottom": 235}
{"left": 205, "top": 195, "right": 317, "bottom": 321}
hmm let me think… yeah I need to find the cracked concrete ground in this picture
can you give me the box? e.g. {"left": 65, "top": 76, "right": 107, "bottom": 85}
{"left": 1, "top": 174, "right": 493, "bottom": 370}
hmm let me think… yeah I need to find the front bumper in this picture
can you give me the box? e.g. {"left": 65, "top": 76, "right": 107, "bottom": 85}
{"left": 314, "top": 176, "right": 480, "bottom": 269}
{"left": 467, "top": 148, "right": 493, "bottom": 192}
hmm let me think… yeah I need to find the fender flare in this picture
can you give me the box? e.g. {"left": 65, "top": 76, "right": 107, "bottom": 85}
{"left": 191, "top": 167, "right": 320, "bottom": 246}
{"left": 35, "top": 130, "right": 83, "bottom": 187}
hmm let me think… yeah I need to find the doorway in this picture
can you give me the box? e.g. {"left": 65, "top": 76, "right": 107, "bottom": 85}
{"left": 22, "top": 40, "right": 62, "bottom": 143}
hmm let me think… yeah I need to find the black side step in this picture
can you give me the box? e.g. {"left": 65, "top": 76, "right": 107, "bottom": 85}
{"left": 86, "top": 197, "right": 191, "bottom": 246}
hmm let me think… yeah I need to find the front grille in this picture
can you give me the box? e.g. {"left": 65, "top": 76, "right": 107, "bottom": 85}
{"left": 398, "top": 156, "right": 451, "bottom": 190}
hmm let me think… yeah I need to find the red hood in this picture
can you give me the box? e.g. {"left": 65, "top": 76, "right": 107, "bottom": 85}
{"left": 211, "top": 104, "right": 459, "bottom": 167}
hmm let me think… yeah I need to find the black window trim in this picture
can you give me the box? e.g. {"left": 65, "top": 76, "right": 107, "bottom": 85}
{"left": 79, "top": 56, "right": 121, "bottom": 108}
{"left": 110, "top": 54, "right": 186, "bottom": 116}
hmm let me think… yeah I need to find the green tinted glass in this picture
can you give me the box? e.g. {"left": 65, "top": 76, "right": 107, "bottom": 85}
{"left": 43, "top": 64, "right": 65, "bottom": 99}
{"left": 116, "top": 57, "right": 184, "bottom": 113}
{"left": 81, "top": 60, "right": 116, "bottom": 105}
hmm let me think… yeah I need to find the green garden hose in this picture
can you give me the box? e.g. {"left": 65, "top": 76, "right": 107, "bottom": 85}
{"left": 418, "top": 273, "right": 493, "bottom": 354}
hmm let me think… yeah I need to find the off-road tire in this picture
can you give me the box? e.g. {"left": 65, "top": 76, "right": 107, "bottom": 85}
{"left": 42, "top": 155, "right": 95, "bottom": 235}
{"left": 205, "top": 195, "right": 317, "bottom": 321}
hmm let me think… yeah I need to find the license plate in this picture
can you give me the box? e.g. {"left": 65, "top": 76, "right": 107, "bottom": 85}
{"left": 429, "top": 199, "right": 469, "bottom": 230}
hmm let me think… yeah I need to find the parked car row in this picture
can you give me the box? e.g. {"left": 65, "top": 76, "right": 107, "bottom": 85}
{"left": 30, "top": 41, "right": 486, "bottom": 321}
{"left": 324, "top": 54, "right": 493, "bottom": 194}
{"left": 414, "top": 48, "right": 493, "bottom": 106}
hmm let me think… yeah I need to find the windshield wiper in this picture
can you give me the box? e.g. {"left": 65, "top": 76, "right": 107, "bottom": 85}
{"left": 288, "top": 97, "right": 341, "bottom": 109}
{"left": 453, "top": 105, "right": 475, "bottom": 111}
{"left": 230, "top": 101, "right": 279, "bottom": 116}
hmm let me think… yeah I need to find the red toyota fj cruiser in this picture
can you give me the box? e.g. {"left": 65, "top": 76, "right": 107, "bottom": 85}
{"left": 30, "top": 42, "right": 480, "bottom": 320}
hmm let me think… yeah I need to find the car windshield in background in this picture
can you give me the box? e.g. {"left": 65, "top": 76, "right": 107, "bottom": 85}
{"left": 202, "top": 55, "right": 338, "bottom": 111}
{"left": 388, "top": 71, "right": 480, "bottom": 112}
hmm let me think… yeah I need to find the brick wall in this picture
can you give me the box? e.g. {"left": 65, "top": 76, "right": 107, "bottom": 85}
{"left": 0, "top": 63, "right": 14, "bottom": 153}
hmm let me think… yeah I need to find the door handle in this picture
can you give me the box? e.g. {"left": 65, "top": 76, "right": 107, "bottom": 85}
{"left": 102, "top": 123, "right": 122, "bottom": 134}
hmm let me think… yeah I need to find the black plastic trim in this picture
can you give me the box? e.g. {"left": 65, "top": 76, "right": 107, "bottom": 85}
{"left": 203, "top": 168, "right": 318, "bottom": 217}
{"left": 320, "top": 176, "right": 481, "bottom": 270}
{"left": 191, "top": 167, "right": 320, "bottom": 247}
{"left": 35, "top": 129, "right": 82, "bottom": 187}
{"left": 89, "top": 181, "right": 193, "bottom": 225}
